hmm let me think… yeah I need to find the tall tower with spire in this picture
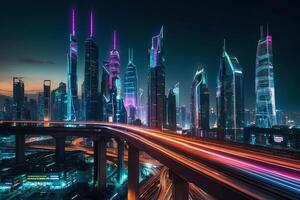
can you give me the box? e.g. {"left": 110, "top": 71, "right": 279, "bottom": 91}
{"left": 216, "top": 40, "right": 244, "bottom": 141}
{"left": 190, "top": 68, "right": 209, "bottom": 136}
{"left": 84, "top": 11, "right": 99, "bottom": 121}
{"left": 255, "top": 25, "right": 277, "bottom": 128}
{"left": 109, "top": 30, "right": 121, "bottom": 90}
{"left": 67, "top": 9, "right": 79, "bottom": 121}
{"left": 124, "top": 48, "right": 138, "bottom": 122}
{"left": 148, "top": 26, "right": 165, "bottom": 129}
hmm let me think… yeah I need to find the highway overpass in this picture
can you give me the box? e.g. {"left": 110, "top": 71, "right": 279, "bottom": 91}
{"left": 0, "top": 121, "right": 299, "bottom": 200}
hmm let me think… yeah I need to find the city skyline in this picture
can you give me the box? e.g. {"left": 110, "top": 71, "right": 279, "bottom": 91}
{"left": 1, "top": 1, "right": 300, "bottom": 112}
{"left": 1, "top": 2, "right": 300, "bottom": 199}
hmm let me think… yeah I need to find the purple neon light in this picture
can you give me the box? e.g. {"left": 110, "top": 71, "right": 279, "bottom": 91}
{"left": 72, "top": 9, "right": 75, "bottom": 36}
{"left": 90, "top": 11, "right": 93, "bottom": 37}
{"left": 266, "top": 35, "right": 272, "bottom": 42}
{"left": 113, "top": 30, "right": 117, "bottom": 49}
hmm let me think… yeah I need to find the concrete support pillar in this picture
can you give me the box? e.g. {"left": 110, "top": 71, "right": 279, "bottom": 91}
{"left": 127, "top": 144, "right": 139, "bottom": 200}
{"left": 55, "top": 136, "right": 65, "bottom": 164}
{"left": 169, "top": 170, "right": 189, "bottom": 200}
{"left": 117, "top": 139, "right": 124, "bottom": 183}
{"left": 93, "top": 138, "right": 107, "bottom": 196}
{"left": 15, "top": 134, "right": 25, "bottom": 165}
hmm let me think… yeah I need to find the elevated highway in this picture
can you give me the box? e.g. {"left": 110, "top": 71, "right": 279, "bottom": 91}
{"left": 0, "top": 121, "right": 299, "bottom": 200}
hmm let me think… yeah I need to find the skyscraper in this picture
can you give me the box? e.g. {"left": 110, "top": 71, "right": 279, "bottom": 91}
{"left": 51, "top": 82, "right": 67, "bottom": 121}
{"left": 106, "top": 31, "right": 127, "bottom": 123}
{"left": 37, "top": 92, "right": 44, "bottom": 120}
{"left": 167, "top": 88, "right": 177, "bottom": 131}
{"left": 173, "top": 82, "right": 180, "bottom": 127}
{"left": 216, "top": 41, "right": 244, "bottom": 141}
{"left": 100, "top": 61, "right": 110, "bottom": 121}
{"left": 148, "top": 26, "right": 165, "bottom": 129}
{"left": 28, "top": 99, "right": 38, "bottom": 120}
{"left": 180, "top": 105, "right": 187, "bottom": 129}
{"left": 124, "top": 48, "right": 138, "bottom": 122}
{"left": 13, "top": 77, "right": 24, "bottom": 120}
{"left": 137, "top": 88, "right": 146, "bottom": 124}
{"left": 255, "top": 26, "right": 277, "bottom": 128}
{"left": 190, "top": 68, "right": 209, "bottom": 136}
{"left": 84, "top": 11, "right": 99, "bottom": 121}
{"left": 109, "top": 30, "right": 120, "bottom": 90}
{"left": 114, "top": 79, "right": 127, "bottom": 123}
{"left": 43, "top": 80, "right": 51, "bottom": 121}
{"left": 67, "top": 9, "right": 79, "bottom": 121}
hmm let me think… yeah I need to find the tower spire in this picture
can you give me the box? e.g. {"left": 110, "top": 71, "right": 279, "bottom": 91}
{"left": 90, "top": 11, "right": 93, "bottom": 38}
{"left": 128, "top": 48, "right": 131, "bottom": 63}
{"left": 72, "top": 9, "right": 75, "bottom": 36}
{"left": 267, "top": 23, "right": 269, "bottom": 36}
{"left": 160, "top": 26, "right": 164, "bottom": 38}
{"left": 113, "top": 30, "right": 117, "bottom": 50}
{"left": 223, "top": 38, "right": 226, "bottom": 55}
{"left": 128, "top": 48, "right": 134, "bottom": 63}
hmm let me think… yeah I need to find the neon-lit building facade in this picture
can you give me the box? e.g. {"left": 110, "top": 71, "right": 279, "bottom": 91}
{"left": 148, "top": 26, "right": 165, "bottom": 129}
{"left": 67, "top": 9, "right": 79, "bottom": 121}
{"left": 51, "top": 82, "right": 67, "bottom": 121}
{"left": 114, "top": 79, "right": 127, "bottom": 123}
{"left": 84, "top": 11, "right": 99, "bottom": 121}
{"left": 109, "top": 30, "right": 120, "bottom": 90}
{"left": 124, "top": 48, "right": 138, "bottom": 122}
{"left": 190, "top": 68, "right": 209, "bottom": 135}
{"left": 216, "top": 41, "right": 244, "bottom": 141}
{"left": 255, "top": 26, "right": 277, "bottom": 128}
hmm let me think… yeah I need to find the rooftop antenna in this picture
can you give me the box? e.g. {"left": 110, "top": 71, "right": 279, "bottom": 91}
{"left": 260, "top": 25, "right": 264, "bottom": 39}
{"left": 222, "top": 38, "right": 226, "bottom": 56}
{"left": 267, "top": 23, "right": 269, "bottom": 36}
{"left": 128, "top": 48, "right": 131, "bottom": 63}
{"left": 90, "top": 11, "right": 93, "bottom": 37}
{"left": 128, "top": 48, "right": 133, "bottom": 63}
{"left": 72, "top": 9, "right": 75, "bottom": 36}
{"left": 160, "top": 26, "right": 164, "bottom": 38}
{"left": 113, "top": 30, "right": 117, "bottom": 50}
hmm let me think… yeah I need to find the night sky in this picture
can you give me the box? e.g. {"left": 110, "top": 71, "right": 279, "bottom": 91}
{"left": 0, "top": 0, "right": 299, "bottom": 111}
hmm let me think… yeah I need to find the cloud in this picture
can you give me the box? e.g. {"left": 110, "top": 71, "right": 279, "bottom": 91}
{"left": 17, "top": 58, "right": 56, "bottom": 65}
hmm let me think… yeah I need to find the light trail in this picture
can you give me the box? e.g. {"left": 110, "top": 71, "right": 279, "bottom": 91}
{"left": 1, "top": 120, "right": 299, "bottom": 199}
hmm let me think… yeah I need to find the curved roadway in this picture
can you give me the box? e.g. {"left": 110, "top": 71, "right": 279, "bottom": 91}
{"left": 0, "top": 121, "right": 299, "bottom": 199}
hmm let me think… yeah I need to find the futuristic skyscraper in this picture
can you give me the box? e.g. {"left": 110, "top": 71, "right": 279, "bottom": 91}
{"left": 109, "top": 31, "right": 121, "bottom": 90}
{"left": 216, "top": 41, "right": 244, "bottom": 141}
{"left": 84, "top": 11, "right": 99, "bottom": 121}
{"left": 124, "top": 48, "right": 138, "bottom": 122}
{"left": 13, "top": 77, "right": 25, "bottom": 120}
{"left": 114, "top": 79, "right": 127, "bottom": 123}
{"left": 43, "top": 80, "right": 51, "bottom": 121}
{"left": 255, "top": 26, "right": 277, "bottom": 128}
{"left": 167, "top": 88, "right": 177, "bottom": 131}
{"left": 67, "top": 9, "right": 79, "bottom": 121}
{"left": 148, "top": 26, "right": 165, "bottom": 129}
{"left": 51, "top": 82, "right": 67, "bottom": 121}
{"left": 190, "top": 68, "right": 209, "bottom": 136}
{"left": 100, "top": 61, "right": 110, "bottom": 121}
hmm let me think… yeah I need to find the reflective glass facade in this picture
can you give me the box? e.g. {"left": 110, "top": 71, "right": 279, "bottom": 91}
{"left": 255, "top": 27, "right": 277, "bottom": 128}
{"left": 216, "top": 43, "right": 244, "bottom": 140}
